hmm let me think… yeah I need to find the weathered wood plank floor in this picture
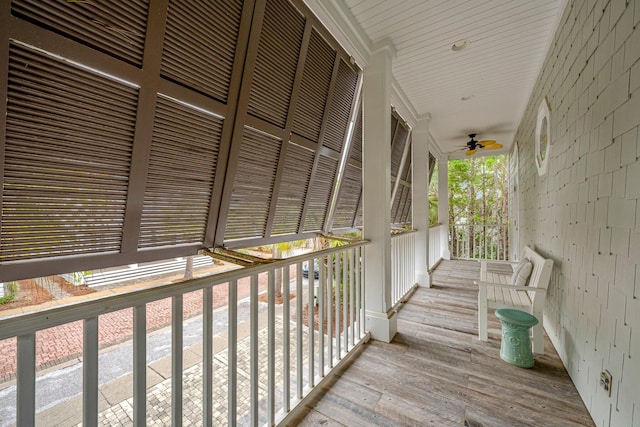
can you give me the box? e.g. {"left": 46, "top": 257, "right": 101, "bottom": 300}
{"left": 289, "top": 259, "right": 594, "bottom": 427}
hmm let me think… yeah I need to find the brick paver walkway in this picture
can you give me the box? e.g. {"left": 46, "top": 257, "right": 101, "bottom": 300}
{"left": 0, "top": 267, "right": 296, "bottom": 382}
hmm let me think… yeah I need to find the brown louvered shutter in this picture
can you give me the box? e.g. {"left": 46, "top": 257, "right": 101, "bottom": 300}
{"left": 322, "top": 60, "right": 358, "bottom": 153}
{"left": 291, "top": 29, "right": 335, "bottom": 142}
{"left": 225, "top": 127, "right": 282, "bottom": 240}
{"left": 1, "top": 42, "right": 137, "bottom": 262}
{"left": 247, "top": 0, "right": 305, "bottom": 128}
{"left": 391, "top": 138, "right": 413, "bottom": 225}
{"left": 303, "top": 155, "right": 338, "bottom": 232}
{"left": 160, "top": 0, "right": 243, "bottom": 102}
{"left": 11, "top": 0, "right": 148, "bottom": 66}
{"left": 332, "top": 104, "right": 362, "bottom": 230}
{"left": 349, "top": 105, "right": 363, "bottom": 164}
{"left": 272, "top": 142, "right": 315, "bottom": 235}
{"left": 402, "top": 157, "right": 413, "bottom": 224}
{"left": 391, "top": 121, "right": 409, "bottom": 184}
{"left": 138, "top": 96, "right": 222, "bottom": 248}
{"left": 332, "top": 164, "right": 361, "bottom": 229}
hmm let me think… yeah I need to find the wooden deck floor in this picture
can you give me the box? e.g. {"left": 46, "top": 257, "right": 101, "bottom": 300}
{"left": 289, "top": 259, "right": 594, "bottom": 427}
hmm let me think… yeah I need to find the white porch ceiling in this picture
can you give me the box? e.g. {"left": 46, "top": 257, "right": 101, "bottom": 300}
{"left": 307, "top": 0, "right": 566, "bottom": 158}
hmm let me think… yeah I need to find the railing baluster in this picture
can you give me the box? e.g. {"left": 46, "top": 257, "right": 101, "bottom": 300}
{"left": 83, "top": 317, "right": 99, "bottom": 427}
{"left": 282, "top": 266, "right": 290, "bottom": 412}
{"left": 327, "top": 255, "right": 334, "bottom": 368}
{"left": 268, "top": 270, "right": 276, "bottom": 425}
{"left": 228, "top": 280, "right": 238, "bottom": 427}
{"left": 349, "top": 248, "right": 355, "bottom": 348}
{"left": 318, "top": 255, "right": 325, "bottom": 377}
{"left": 296, "top": 262, "right": 303, "bottom": 399}
{"left": 16, "top": 333, "right": 36, "bottom": 427}
{"left": 203, "top": 287, "right": 213, "bottom": 427}
{"left": 342, "top": 250, "right": 348, "bottom": 352}
{"left": 133, "top": 304, "right": 146, "bottom": 426}
{"left": 308, "top": 259, "right": 315, "bottom": 387}
{"left": 335, "top": 253, "right": 341, "bottom": 360}
{"left": 355, "top": 246, "right": 362, "bottom": 339}
{"left": 172, "top": 294, "right": 183, "bottom": 426}
{"left": 250, "top": 275, "right": 258, "bottom": 426}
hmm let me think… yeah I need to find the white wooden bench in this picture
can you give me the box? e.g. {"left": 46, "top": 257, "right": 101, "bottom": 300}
{"left": 476, "top": 246, "right": 553, "bottom": 354}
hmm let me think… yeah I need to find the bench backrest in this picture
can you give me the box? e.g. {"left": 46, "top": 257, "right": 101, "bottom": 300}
{"left": 521, "top": 245, "right": 553, "bottom": 306}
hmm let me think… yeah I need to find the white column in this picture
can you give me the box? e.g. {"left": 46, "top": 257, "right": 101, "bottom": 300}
{"left": 362, "top": 42, "right": 396, "bottom": 343}
{"left": 412, "top": 115, "right": 430, "bottom": 287}
{"left": 438, "top": 159, "right": 451, "bottom": 260}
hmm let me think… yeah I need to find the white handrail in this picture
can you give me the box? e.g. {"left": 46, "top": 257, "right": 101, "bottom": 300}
{"left": 1, "top": 241, "right": 370, "bottom": 426}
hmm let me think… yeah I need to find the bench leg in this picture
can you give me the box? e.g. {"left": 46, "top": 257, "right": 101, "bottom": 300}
{"left": 531, "top": 321, "right": 544, "bottom": 354}
{"left": 478, "top": 289, "right": 488, "bottom": 341}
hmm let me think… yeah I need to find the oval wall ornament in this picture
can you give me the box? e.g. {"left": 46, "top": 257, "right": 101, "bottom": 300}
{"left": 535, "top": 97, "right": 551, "bottom": 176}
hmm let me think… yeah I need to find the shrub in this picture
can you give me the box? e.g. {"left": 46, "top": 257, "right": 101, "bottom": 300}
{"left": 0, "top": 282, "right": 20, "bottom": 305}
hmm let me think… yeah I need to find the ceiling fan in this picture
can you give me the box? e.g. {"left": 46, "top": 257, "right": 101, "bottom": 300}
{"left": 458, "top": 133, "right": 503, "bottom": 156}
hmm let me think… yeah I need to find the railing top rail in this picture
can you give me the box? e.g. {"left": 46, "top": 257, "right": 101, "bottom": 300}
{"left": 0, "top": 240, "right": 369, "bottom": 340}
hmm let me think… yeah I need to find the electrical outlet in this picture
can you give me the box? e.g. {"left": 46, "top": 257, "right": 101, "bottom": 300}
{"left": 599, "top": 370, "right": 612, "bottom": 397}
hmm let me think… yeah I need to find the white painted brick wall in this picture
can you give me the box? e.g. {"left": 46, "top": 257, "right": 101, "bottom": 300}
{"left": 510, "top": 1, "right": 640, "bottom": 425}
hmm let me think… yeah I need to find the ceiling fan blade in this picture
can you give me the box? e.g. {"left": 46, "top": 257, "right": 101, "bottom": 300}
{"left": 482, "top": 143, "right": 503, "bottom": 150}
{"left": 478, "top": 140, "right": 497, "bottom": 146}
{"left": 465, "top": 148, "right": 477, "bottom": 156}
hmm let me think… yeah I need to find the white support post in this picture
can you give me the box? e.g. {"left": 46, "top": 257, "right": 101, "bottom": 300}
{"left": 412, "top": 115, "right": 431, "bottom": 287}
{"left": 438, "top": 159, "right": 451, "bottom": 260}
{"left": 362, "top": 42, "right": 397, "bottom": 343}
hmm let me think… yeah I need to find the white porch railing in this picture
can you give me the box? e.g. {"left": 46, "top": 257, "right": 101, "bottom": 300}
{"left": 428, "top": 224, "right": 448, "bottom": 269}
{"left": 449, "top": 224, "right": 509, "bottom": 261}
{"left": 391, "top": 231, "right": 416, "bottom": 306}
{"left": 0, "top": 242, "right": 369, "bottom": 426}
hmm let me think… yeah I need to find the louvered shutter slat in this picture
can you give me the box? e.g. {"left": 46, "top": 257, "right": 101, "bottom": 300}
{"left": 349, "top": 105, "right": 363, "bottom": 164}
{"left": 2, "top": 43, "right": 136, "bottom": 262}
{"left": 291, "top": 29, "right": 335, "bottom": 142}
{"left": 332, "top": 103, "right": 362, "bottom": 230}
{"left": 303, "top": 155, "right": 337, "bottom": 232}
{"left": 11, "top": 0, "right": 148, "bottom": 66}
{"left": 161, "top": 0, "right": 243, "bottom": 102}
{"left": 322, "top": 60, "right": 358, "bottom": 153}
{"left": 138, "top": 96, "right": 222, "bottom": 248}
{"left": 225, "top": 127, "right": 281, "bottom": 240}
{"left": 391, "top": 125, "right": 409, "bottom": 179}
{"left": 332, "top": 163, "right": 361, "bottom": 229}
{"left": 247, "top": 0, "right": 305, "bottom": 128}
{"left": 272, "top": 142, "right": 315, "bottom": 235}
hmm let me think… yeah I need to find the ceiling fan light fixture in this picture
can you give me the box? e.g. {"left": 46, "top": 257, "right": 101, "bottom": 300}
{"left": 451, "top": 40, "right": 469, "bottom": 51}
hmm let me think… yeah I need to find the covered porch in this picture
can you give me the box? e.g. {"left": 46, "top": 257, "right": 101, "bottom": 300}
{"left": 294, "top": 259, "right": 593, "bottom": 426}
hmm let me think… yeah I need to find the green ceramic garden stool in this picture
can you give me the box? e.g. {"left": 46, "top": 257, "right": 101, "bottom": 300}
{"left": 495, "top": 308, "right": 539, "bottom": 368}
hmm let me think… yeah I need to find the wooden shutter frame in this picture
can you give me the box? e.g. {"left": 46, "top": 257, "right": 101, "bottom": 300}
{"left": 0, "top": 1, "right": 253, "bottom": 281}
{"left": 216, "top": 0, "right": 361, "bottom": 248}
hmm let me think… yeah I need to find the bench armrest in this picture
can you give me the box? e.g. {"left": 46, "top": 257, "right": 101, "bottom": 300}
{"left": 475, "top": 281, "right": 547, "bottom": 293}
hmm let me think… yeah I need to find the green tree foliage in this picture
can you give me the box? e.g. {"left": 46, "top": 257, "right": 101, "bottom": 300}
{"left": 428, "top": 163, "right": 439, "bottom": 226}
{"left": 448, "top": 154, "right": 509, "bottom": 259}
